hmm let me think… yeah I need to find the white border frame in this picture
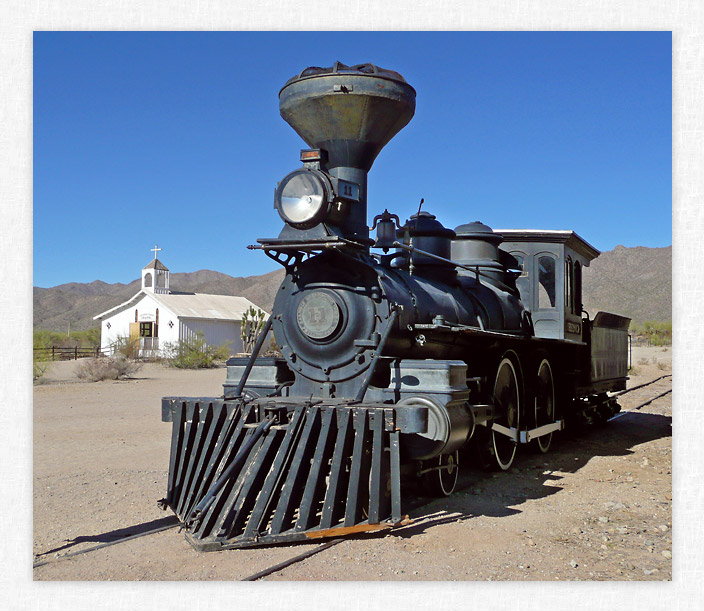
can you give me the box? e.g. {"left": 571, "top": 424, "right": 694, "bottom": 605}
{"left": 5, "top": 2, "right": 696, "bottom": 610}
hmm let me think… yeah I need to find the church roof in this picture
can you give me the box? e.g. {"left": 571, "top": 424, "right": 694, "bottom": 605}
{"left": 150, "top": 292, "right": 264, "bottom": 321}
{"left": 143, "top": 258, "right": 169, "bottom": 271}
{"left": 94, "top": 290, "right": 266, "bottom": 322}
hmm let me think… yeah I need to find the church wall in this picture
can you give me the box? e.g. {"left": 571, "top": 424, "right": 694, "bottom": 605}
{"left": 99, "top": 293, "right": 179, "bottom": 354}
{"left": 100, "top": 305, "right": 137, "bottom": 353}
{"left": 155, "top": 305, "right": 181, "bottom": 347}
{"left": 179, "top": 318, "right": 243, "bottom": 355}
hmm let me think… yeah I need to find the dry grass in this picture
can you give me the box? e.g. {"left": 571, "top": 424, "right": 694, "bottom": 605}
{"left": 76, "top": 356, "right": 142, "bottom": 382}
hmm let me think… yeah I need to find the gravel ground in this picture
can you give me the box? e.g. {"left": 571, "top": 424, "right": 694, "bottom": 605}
{"left": 32, "top": 346, "right": 672, "bottom": 582}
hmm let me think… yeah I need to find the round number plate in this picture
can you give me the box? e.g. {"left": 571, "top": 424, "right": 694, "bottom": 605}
{"left": 296, "top": 292, "right": 341, "bottom": 340}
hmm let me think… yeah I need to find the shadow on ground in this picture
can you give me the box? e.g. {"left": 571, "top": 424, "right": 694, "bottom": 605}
{"left": 389, "top": 410, "right": 672, "bottom": 539}
{"left": 34, "top": 515, "right": 179, "bottom": 558}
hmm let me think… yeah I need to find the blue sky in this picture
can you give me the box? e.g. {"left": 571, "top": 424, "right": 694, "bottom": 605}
{"left": 33, "top": 31, "right": 671, "bottom": 288}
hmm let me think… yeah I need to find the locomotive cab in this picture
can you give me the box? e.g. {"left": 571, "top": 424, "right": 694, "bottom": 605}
{"left": 495, "top": 229, "right": 599, "bottom": 342}
{"left": 496, "top": 229, "right": 630, "bottom": 392}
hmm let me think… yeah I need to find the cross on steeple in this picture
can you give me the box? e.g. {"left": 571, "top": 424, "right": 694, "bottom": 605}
{"left": 150, "top": 244, "right": 162, "bottom": 260}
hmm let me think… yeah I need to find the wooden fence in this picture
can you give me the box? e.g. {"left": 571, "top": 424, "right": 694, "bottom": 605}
{"left": 34, "top": 346, "right": 102, "bottom": 361}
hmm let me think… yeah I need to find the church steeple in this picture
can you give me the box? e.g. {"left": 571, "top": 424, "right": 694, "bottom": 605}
{"left": 142, "top": 244, "right": 170, "bottom": 294}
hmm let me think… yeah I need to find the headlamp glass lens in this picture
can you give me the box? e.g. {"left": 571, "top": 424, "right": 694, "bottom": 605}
{"left": 279, "top": 172, "right": 325, "bottom": 224}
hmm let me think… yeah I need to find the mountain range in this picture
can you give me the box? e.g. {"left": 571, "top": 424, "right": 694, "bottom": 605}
{"left": 581, "top": 244, "right": 671, "bottom": 323}
{"left": 34, "top": 245, "right": 671, "bottom": 332}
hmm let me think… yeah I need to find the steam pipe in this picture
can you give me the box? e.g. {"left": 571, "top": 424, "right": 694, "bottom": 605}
{"left": 353, "top": 308, "right": 399, "bottom": 403}
{"left": 391, "top": 241, "right": 504, "bottom": 281}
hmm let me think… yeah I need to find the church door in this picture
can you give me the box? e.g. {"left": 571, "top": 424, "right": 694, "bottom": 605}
{"left": 129, "top": 322, "right": 139, "bottom": 342}
{"left": 139, "top": 322, "right": 153, "bottom": 338}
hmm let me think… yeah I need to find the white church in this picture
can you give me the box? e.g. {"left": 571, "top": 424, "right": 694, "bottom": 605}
{"left": 94, "top": 246, "right": 266, "bottom": 358}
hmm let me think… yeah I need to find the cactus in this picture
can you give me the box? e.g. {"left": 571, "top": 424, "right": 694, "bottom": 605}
{"left": 240, "top": 306, "right": 267, "bottom": 354}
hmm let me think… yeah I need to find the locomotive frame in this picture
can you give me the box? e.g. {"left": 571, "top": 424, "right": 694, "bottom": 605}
{"left": 160, "top": 62, "right": 630, "bottom": 551}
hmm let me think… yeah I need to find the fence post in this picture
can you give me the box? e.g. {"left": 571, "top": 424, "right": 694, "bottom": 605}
{"left": 75, "top": 346, "right": 78, "bottom": 360}
{"left": 52, "top": 346, "right": 55, "bottom": 361}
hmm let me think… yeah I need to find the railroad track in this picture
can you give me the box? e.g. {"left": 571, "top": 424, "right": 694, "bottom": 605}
{"left": 612, "top": 373, "right": 671, "bottom": 398}
{"left": 34, "top": 373, "right": 672, "bottom": 577}
{"left": 608, "top": 373, "right": 672, "bottom": 420}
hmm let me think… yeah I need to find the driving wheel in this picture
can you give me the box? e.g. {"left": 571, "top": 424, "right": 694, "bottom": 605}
{"left": 534, "top": 358, "right": 555, "bottom": 453}
{"left": 491, "top": 356, "right": 521, "bottom": 471}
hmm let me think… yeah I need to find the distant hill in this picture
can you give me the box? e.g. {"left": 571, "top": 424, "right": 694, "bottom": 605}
{"left": 581, "top": 245, "right": 671, "bottom": 323}
{"left": 33, "top": 245, "right": 671, "bottom": 332}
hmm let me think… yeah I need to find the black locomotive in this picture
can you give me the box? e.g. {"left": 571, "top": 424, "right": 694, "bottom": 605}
{"left": 160, "top": 62, "right": 630, "bottom": 551}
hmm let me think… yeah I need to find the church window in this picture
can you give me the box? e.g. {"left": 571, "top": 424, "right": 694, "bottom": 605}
{"left": 144, "top": 272, "right": 153, "bottom": 287}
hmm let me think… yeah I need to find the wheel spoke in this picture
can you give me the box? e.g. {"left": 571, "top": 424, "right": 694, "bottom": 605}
{"left": 535, "top": 359, "right": 555, "bottom": 453}
{"left": 420, "top": 451, "right": 459, "bottom": 497}
{"left": 491, "top": 357, "right": 519, "bottom": 470}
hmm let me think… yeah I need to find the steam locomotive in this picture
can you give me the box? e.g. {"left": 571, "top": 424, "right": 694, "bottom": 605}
{"left": 160, "top": 62, "right": 630, "bottom": 551}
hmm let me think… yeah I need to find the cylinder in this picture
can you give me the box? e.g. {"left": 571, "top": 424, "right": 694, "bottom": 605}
{"left": 399, "top": 396, "right": 473, "bottom": 460}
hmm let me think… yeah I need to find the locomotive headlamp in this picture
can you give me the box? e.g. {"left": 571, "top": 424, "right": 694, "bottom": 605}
{"left": 275, "top": 169, "right": 333, "bottom": 228}
{"left": 275, "top": 168, "right": 359, "bottom": 229}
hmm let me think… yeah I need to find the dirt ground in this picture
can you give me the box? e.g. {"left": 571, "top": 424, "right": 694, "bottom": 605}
{"left": 33, "top": 346, "right": 672, "bottom": 581}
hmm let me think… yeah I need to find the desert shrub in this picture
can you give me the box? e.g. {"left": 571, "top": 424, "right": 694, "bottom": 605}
{"left": 164, "top": 332, "right": 230, "bottom": 369}
{"left": 33, "top": 327, "right": 101, "bottom": 350}
{"left": 114, "top": 335, "right": 140, "bottom": 359}
{"left": 76, "top": 356, "right": 142, "bottom": 382}
{"left": 72, "top": 327, "right": 101, "bottom": 348}
{"left": 33, "top": 331, "right": 54, "bottom": 374}
{"left": 263, "top": 336, "right": 283, "bottom": 357}
{"left": 638, "top": 357, "right": 649, "bottom": 365}
{"left": 657, "top": 361, "right": 670, "bottom": 371}
{"left": 630, "top": 321, "right": 672, "bottom": 346}
{"left": 629, "top": 366, "right": 641, "bottom": 376}
{"left": 34, "top": 329, "right": 58, "bottom": 351}
{"left": 33, "top": 358, "right": 47, "bottom": 381}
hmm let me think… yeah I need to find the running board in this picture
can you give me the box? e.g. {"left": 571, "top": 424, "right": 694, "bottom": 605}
{"left": 160, "top": 397, "right": 427, "bottom": 551}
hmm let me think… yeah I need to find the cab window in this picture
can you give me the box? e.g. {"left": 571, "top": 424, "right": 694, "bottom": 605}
{"left": 565, "top": 257, "right": 573, "bottom": 313}
{"left": 537, "top": 255, "right": 556, "bottom": 309}
{"left": 574, "top": 261, "right": 582, "bottom": 314}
